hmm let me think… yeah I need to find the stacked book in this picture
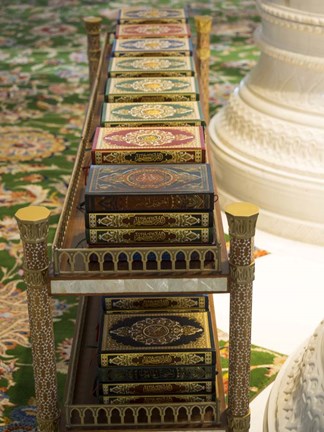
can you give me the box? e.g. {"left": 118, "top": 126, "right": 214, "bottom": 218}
{"left": 97, "top": 294, "right": 218, "bottom": 406}
{"left": 84, "top": 6, "right": 216, "bottom": 247}
{"left": 85, "top": 162, "right": 214, "bottom": 245}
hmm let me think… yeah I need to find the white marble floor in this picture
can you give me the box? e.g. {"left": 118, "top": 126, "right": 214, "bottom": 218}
{"left": 214, "top": 213, "right": 324, "bottom": 430}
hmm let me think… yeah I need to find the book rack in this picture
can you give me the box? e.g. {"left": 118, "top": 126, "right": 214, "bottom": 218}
{"left": 15, "top": 14, "right": 259, "bottom": 432}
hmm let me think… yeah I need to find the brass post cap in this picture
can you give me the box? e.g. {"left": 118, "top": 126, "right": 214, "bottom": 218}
{"left": 83, "top": 16, "right": 102, "bottom": 24}
{"left": 15, "top": 206, "right": 51, "bottom": 223}
{"left": 194, "top": 15, "right": 213, "bottom": 32}
{"left": 225, "top": 202, "right": 259, "bottom": 217}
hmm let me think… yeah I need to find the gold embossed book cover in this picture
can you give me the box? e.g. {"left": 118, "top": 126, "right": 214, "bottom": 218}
{"left": 85, "top": 164, "right": 214, "bottom": 212}
{"left": 108, "top": 56, "right": 196, "bottom": 78}
{"left": 91, "top": 126, "right": 205, "bottom": 164}
{"left": 103, "top": 294, "right": 209, "bottom": 313}
{"left": 116, "top": 23, "right": 191, "bottom": 39}
{"left": 98, "top": 364, "right": 216, "bottom": 383}
{"left": 99, "top": 311, "right": 216, "bottom": 367}
{"left": 112, "top": 38, "right": 193, "bottom": 57}
{"left": 101, "top": 101, "right": 205, "bottom": 128}
{"left": 101, "top": 394, "right": 216, "bottom": 405}
{"left": 101, "top": 381, "right": 214, "bottom": 395}
{"left": 86, "top": 212, "right": 213, "bottom": 229}
{"left": 86, "top": 227, "right": 214, "bottom": 245}
{"left": 105, "top": 77, "right": 199, "bottom": 103}
{"left": 118, "top": 8, "right": 188, "bottom": 25}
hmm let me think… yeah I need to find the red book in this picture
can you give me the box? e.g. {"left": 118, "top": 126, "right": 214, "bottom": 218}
{"left": 91, "top": 126, "right": 206, "bottom": 165}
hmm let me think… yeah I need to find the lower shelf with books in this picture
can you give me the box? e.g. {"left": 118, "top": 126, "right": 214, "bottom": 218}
{"left": 63, "top": 296, "right": 227, "bottom": 431}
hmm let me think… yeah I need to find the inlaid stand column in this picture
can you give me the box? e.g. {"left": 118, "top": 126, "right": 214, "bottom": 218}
{"left": 225, "top": 202, "right": 259, "bottom": 432}
{"left": 15, "top": 206, "right": 59, "bottom": 432}
{"left": 83, "top": 16, "right": 102, "bottom": 89}
{"left": 195, "top": 15, "right": 212, "bottom": 123}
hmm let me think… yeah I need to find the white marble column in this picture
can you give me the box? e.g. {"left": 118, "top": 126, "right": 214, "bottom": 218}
{"left": 264, "top": 319, "right": 324, "bottom": 431}
{"left": 209, "top": 0, "right": 324, "bottom": 245}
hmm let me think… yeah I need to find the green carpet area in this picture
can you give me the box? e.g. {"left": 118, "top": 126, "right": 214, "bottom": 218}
{"left": 0, "top": 0, "right": 286, "bottom": 430}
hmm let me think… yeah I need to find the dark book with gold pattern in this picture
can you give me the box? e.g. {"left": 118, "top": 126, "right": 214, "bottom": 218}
{"left": 85, "top": 164, "right": 214, "bottom": 213}
{"left": 105, "top": 77, "right": 199, "bottom": 103}
{"left": 86, "top": 227, "right": 214, "bottom": 245}
{"left": 101, "top": 101, "right": 205, "bottom": 128}
{"left": 98, "top": 364, "right": 215, "bottom": 382}
{"left": 99, "top": 311, "right": 216, "bottom": 367}
{"left": 112, "top": 38, "right": 193, "bottom": 57}
{"left": 117, "top": 8, "right": 188, "bottom": 25}
{"left": 116, "top": 23, "right": 191, "bottom": 39}
{"left": 86, "top": 212, "right": 213, "bottom": 229}
{"left": 103, "top": 294, "right": 209, "bottom": 313}
{"left": 91, "top": 126, "right": 205, "bottom": 165}
{"left": 101, "top": 381, "right": 214, "bottom": 395}
{"left": 101, "top": 394, "right": 216, "bottom": 405}
{"left": 108, "top": 56, "right": 196, "bottom": 78}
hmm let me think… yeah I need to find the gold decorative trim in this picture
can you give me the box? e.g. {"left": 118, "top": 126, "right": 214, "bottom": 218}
{"left": 229, "top": 263, "right": 255, "bottom": 284}
{"left": 225, "top": 202, "right": 259, "bottom": 239}
{"left": 197, "top": 48, "right": 211, "bottom": 62}
{"left": 37, "top": 416, "right": 60, "bottom": 432}
{"left": 194, "top": 16, "right": 213, "bottom": 34}
{"left": 66, "top": 402, "right": 220, "bottom": 427}
{"left": 227, "top": 410, "right": 251, "bottom": 432}
{"left": 23, "top": 269, "right": 48, "bottom": 287}
{"left": 53, "top": 244, "right": 221, "bottom": 276}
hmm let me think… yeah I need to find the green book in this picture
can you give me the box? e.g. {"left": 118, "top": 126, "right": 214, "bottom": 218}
{"left": 100, "top": 101, "right": 205, "bottom": 128}
{"left": 105, "top": 77, "right": 199, "bottom": 103}
{"left": 108, "top": 56, "right": 196, "bottom": 78}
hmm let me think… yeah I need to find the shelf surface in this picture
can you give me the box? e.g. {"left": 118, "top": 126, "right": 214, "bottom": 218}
{"left": 63, "top": 296, "right": 227, "bottom": 431}
{"left": 50, "top": 34, "right": 229, "bottom": 293}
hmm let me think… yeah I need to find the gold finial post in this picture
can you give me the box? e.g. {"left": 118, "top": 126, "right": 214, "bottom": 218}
{"left": 225, "top": 202, "right": 259, "bottom": 432}
{"left": 195, "top": 15, "right": 212, "bottom": 123}
{"left": 83, "top": 16, "right": 102, "bottom": 89}
{"left": 15, "top": 206, "right": 60, "bottom": 432}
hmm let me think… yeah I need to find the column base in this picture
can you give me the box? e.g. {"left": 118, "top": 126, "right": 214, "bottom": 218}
{"left": 37, "top": 414, "right": 60, "bottom": 432}
{"left": 227, "top": 410, "right": 251, "bottom": 432}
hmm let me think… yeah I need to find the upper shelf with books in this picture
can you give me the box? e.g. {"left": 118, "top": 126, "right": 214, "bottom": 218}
{"left": 50, "top": 32, "right": 229, "bottom": 294}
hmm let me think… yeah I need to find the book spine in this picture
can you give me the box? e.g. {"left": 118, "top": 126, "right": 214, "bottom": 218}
{"left": 92, "top": 149, "right": 205, "bottom": 164}
{"left": 85, "top": 193, "right": 214, "bottom": 212}
{"left": 86, "top": 227, "right": 213, "bottom": 245}
{"left": 99, "top": 351, "right": 216, "bottom": 367}
{"left": 102, "top": 120, "right": 205, "bottom": 127}
{"left": 103, "top": 295, "right": 209, "bottom": 313}
{"left": 109, "top": 71, "right": 194, "bottom": 78}
{"left": 101, "top": 381, "right": 214, "bottom": 395}
{"left": 107, "top": 94, "right": 197, "bottom": 103}
{"left": 98, "top": 364, "right": 215, "bottom": 382}
{"left": 86, "top": 212, "right": 212, "bottom": 229}
{"left": 100, "top": 393, "right": 216, "bottom": 404}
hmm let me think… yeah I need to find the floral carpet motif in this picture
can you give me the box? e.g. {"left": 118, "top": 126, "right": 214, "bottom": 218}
{"left": 0, "top": 0, "right": 278, "bottom": 430}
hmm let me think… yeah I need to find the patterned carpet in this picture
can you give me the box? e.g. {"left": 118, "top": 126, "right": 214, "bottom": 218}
{"left": 0, "top": 0, "right": 286, "bottom": 430}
